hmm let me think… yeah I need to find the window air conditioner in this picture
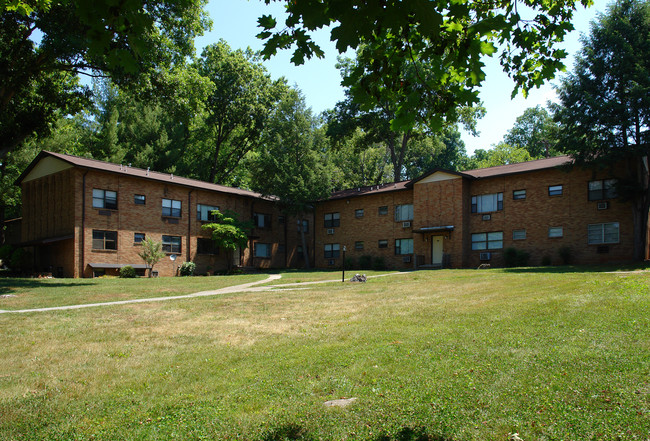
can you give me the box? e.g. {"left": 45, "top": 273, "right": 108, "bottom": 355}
{"left": 597, "top": 202, "right": 609, "bottom": 210}
{"left": 479, "top": 252, "right": 491, "bottom": 261}
{"left": 327, "top": 228, "right": 335, "bottom": 235}
{"left": 402, "top": 221, "right": 411, "bottom": 228}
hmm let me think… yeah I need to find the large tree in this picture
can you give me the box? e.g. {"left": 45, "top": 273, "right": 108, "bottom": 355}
{"left": 553, "top": 0, "right": 650, "bottom": 260}
{"left": 503, "top": 105, "right": 560, "bottom": 158}
{"left": 0, "top": 0, "right": 210, "bottom": 160}
{"left": 258, "top": 0, "right": 589, "bottom": 131}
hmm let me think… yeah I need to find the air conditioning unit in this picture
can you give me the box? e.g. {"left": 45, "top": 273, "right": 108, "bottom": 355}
{"left": 328, "top": 259, "right": 335, "bottom": 266}
{"left": 597, "top": 201, "right": 609, "bottom": 210}
{"left": 482, "top": 214, "right": 491, "bottom": 221}
{"left": 402, "top": 255, "right": 412, "bottom": 263}
{"left": 327, "top": 228, "right": 335, "bottom": 235}
{"left": 479, "top": 252, "right": 491, "bottom": 261}
{"left": 402, "top": 221, "right": 411, "bottom": 228}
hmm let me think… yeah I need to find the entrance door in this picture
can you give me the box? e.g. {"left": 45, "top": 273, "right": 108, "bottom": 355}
{"left": 431, "top": 236, "right": 443, "bottom": 266}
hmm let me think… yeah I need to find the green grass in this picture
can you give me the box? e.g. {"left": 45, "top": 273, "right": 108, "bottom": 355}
{"left": 0, "top": 268, "right": 649, "bottom": 440}
{"left": 0, "top": 273, "right": 267, "bottom": 310}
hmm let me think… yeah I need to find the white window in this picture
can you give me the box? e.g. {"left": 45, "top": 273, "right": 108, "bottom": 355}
{"left": 324, "top": 243, "right": 340, "bottom": 258}
{"left": 394, "top": 204, "right": 413, "bottom": 221}
{"left": 162, "top": 199, "right": 181, "bottom": 217}
{"left": 471, "top": 232, "right": 503, "bottom": 250}
{"left": 513, "top": 190, "right": 526, "bottom": 200}
{"left": 134, "top": 194, "right": 146, "bottom": 205}
{"left": 324, "top": 212, "right": 340, "bottom": 228}
{"left": 548, "top": 227, "right": 564, "bottom": 238}
{"left": 548, "top": 185, "right": 563, "bottom": 196}
{"left": 588, "top": 223, "right": 619, "bottom": 244}
{"left": 134, "top": 233, "right": 145, "bottom": 243}
{"left": 162, "top": 235, "right": 182, "bottom": 253}
{"left": 93, "top": 189, "right": 117, "bottom": 209}
{"left": 254, "top": 243, "right": 272, "bottom": 258}
{"left": 197, "top": 204, "right": 219, "bottom": 221}
{"left": 512, "top": 229, "right": 526, "bottom": 240}
{"left": 471, "top": 193, "right": 503, "bottom": 213}
{"left": 395, "top": 238, "right": 413, "bottom": 255}
{"left": 92, "top": 230, "right": 117, "bottom": 250}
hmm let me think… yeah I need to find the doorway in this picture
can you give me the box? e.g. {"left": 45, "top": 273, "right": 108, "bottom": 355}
{"left": 431, "top": 236, "right": 443, "bottom": 266}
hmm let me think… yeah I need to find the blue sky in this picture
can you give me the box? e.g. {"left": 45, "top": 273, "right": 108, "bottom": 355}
{"left": 196, "top": 0, "right": 611, "bottom": 155}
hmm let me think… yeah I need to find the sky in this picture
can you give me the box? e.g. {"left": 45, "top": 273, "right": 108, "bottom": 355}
{"left": 196, "top": 0, "right": 611, "bottom": 155}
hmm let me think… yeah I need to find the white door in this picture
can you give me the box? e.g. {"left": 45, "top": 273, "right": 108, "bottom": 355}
{"left": 232, "top": 246, "right": 241, "bottom": 267}
{"left": 431, "top": 236, "right": 443, "bottom": 265}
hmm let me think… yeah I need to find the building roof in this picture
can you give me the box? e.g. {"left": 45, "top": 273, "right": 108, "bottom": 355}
{"left": 17, "top": 151, "right": 269, "bottom": 199}
{"left": 327, "top": 181, "right": 411, "bottom": 201}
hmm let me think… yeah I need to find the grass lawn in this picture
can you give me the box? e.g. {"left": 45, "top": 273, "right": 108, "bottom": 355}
{"left": 0, "top": 267, "right": 649, "bottom": 440}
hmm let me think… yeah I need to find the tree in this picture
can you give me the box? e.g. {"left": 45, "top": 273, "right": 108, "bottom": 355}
{"left": 503, "top": 106, "right": 560, "bottom": 158}
{"left": 552, "top": 0, "right": 650, "bottom": 260}
{"left": 202, "top": 210, "right": 251, "bottom": 273}
{"left": 467, "top": 142, "right": 532, "bottom": 169}
{"left": 0, "top": 0, "right": 210, "bottom": 160}
{"left": 192, "top": 41, "right": 287, "bottom": 184}
{"left": 249, "top": 89, "right": 332, "bottom": 267}
{"left": 403, "top": 127, "right": 470, "bottom": 178}
{"left": 258, "top": 0, "right": 588, "bottom": 132}
{"left": 138, "top": 237, "right": 166, "bottom": 278}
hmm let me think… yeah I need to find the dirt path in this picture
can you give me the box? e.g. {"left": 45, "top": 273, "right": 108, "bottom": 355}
{"left": 0, "top": 272, "right": 408, "bottom": 314}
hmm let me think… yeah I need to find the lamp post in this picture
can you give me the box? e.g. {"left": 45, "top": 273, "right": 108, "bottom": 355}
{"left": 342, "top": 245, "right": 346, "bottom": 282}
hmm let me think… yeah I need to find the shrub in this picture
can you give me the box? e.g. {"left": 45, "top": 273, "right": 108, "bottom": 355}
{"left": 541, "top": 255, "right": 552, "bottom": 266}
{"left": 119, "top": 265, "right": 137, "bottom": 278}
{"left": 558, "top": 246, "right": 572, "bottom": 265}
{"left": 358, "top": 255, "right": 373, "bottom": 270}
{"left": 344, "top": 257, "right": 355, "bottom": 269}
{"left": 0, "top": 244, "right": 13, "bottom": 263}
{"left": 504, "top": 248, "right": 531, "bottom": 267}
{"left": 9, "top": 248, "right": 31, "bottom": 271}
{"left": 372, "top": 256, "right": 386, "bottom": 271}
{"left": 179, "top": 261, "right": 196, "bottom": 276}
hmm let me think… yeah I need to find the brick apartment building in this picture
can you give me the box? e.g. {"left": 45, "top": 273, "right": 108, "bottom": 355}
{"left": 15, "top": 151, "right": 313, "bottom": 277}
{"left": 12, "top": 151, "right": 647, "bottom": 277}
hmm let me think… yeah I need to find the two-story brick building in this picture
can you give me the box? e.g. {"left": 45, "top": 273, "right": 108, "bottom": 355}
{"left": 13, "top": 151, "right": 647, "bottom": 277}
{"left": 16, "top": 151, "right": 313, "bottom": 277}
{"left": 315, "top": 156, "right": 645, "bottom": 269}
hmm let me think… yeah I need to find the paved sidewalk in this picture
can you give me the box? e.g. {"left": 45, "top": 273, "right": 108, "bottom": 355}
{"left": 0, "top": 272, "right": 408, "bottom": 314}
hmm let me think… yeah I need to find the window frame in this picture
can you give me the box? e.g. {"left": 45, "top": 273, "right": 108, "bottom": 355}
{"left": 134, "top": 194, "right": 146, "bottom": 205}
{"left": 324, "top": 243, "right": 340, "bottom": 258}
{"left": 134, "top": 233, "right": 145, "bottom": 244}
{"left": 355, "top": 241, "right": 364, "bottom": 250}
{"left": 471, "top": 231, "right": 503, "bottom": 250}
{"left": 92, "top": 189, "right": 118, "bottom": 210}
{"left": 162, "top": 198, "right": 182, "bottom": 218}
{"left": 197, "top": 204, "right": 220, "bottom": 222}
{"left": 324, "top": 212, "right": 340, "bottom": 228}
{"left": 92, "top": 230, "right": 117, "bottom": 250}
{"left": 588, "top": 222, "right": 620, "bottom": 244}
{"left": 162, "top": 235, "right": 182, "bottom": 254}
{"left": 512, "top": 229, "right": 526, "bottom": 240}
{"left": 254, "top": 213, "right": 272, "bottom": 229}
{"left": 378, "top": 239, "right": 388, "bottom": 249}
{"left": 298, "top": 219, "right": 309, "bottom": 233}
{"left": 512, "top": 189, "right": 526, "bottom": 200}
{"left": 394, "top": 204, "right": 414, "bottom": 222}
{"left": 471, "top": 193, "right": 503, "bottom": 213}
{"left": 254, "top": 242, "right": 272, "bottom": 258}
{"left": 395, "top": 238, "right": 414, "bottom": 255}
{"left": 548, "top": 227, "right": 564, "bottom": 238}
{"left": 588, "top": 179, "right": 617, "bottom": 201}
{"left": 548, "top": 185, "right": 563, "bottom": 196}
{"left": 355, "top": 209, "right": 364, "bottom": 218}
{"left": 378, "top": 206, "right": 388, "bottom": 216}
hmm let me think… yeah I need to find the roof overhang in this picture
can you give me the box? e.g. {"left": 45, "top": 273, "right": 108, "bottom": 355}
{"left": 413, "top": 226, "right": 455, "bottom": 233}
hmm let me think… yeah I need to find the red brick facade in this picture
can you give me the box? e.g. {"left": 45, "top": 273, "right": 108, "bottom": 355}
{"left": 15, "top": 152, "right": 645, "bottom": 277}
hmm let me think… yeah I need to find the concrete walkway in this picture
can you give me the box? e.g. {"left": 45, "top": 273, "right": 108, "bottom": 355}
{"left": 0, "top": 272, "right": 408, "bottom": 314}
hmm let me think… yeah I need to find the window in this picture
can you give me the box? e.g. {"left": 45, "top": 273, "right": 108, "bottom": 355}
{"left": 162, "top": 235, "right": 182, "bottom": 253}
{"left": 394, "top": 204, "right": 413, "bottom": 221}
{"left": 324, "top": 243, "right": 340, "bottom": 258}
{"left": 134, "top": 194, "right": 146, "bottom": 205}
{"left": 471, "top": 193, "right": 503, "bottom": 213}
{"left": 279, "top": 216, "right": 285, "bottom": 224}
{"left": 513, "top": 190, "right": 526, "bottom": 200}
{"left": 92, "top": 230, "right": 117, "bottom": 250}
{"left": 324, "top": 212, "right": 340, "bottom": 228}
{"left": 512, "top": 229, "right": 526, "bottom": 240}
{"left": 548, "top": 227, "right": 564, "bottom": 238}
{"left": 471, "top": 232, "right": 503, "bottom": 250}
{"left": 588, "top": 222, "right": 619, "bottom": 244}
{"left": 378, "top": 240, "right": 388, "bottom": 248}
{"left": 355, "top": 209, "right": 364, "bottom": 218}
{"left": 254, "top": 243, "right": 272, "bottom": 258}
{"left": 355, "top": 241, "right": 364, "bottom": 250}
{"left": 395, "top": 238, "right": 414, "bottom": 255}
{"left": 298, "top": 219, "right": 309, "bottom": 233}
{"left": 134, "top": 233, "right": 145, "bottom": 244}
{"left": 588, "top": 179, "right": 617, "bottom": 201}
{"left": 548, "top": 185, "right": 563, "bottom": 196}
{"left": 254, "top": 213, "right": 271, "bottom": 228}
{"left": 197, "top": 204, "right": 220, "bottom": 221}
{"left": 197, "top": 238, "right": 219, "bottom": 255}
{"left": 162, "top": 198, "right": 182, "bottom": 217}
{"left": 92, "top": 189, "right": 117, "bottom": 210}
{"left": 378, "top": 206, "right": 388, "bottom": 216}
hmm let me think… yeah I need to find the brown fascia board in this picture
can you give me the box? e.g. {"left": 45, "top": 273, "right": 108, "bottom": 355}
{"left": 462, "top": 155, "right": 573, "bottom": 179}
{"left": 326, "top": 181, "right": 412, "bottom": 201}
{"left": 15, "top": 151, "right": 276, "bottom": 201}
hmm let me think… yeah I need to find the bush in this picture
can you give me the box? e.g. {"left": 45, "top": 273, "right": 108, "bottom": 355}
{"left": 0, "top": 244, "right": 13, "bottom": 263}
{"left": 179, "top": 261, "right": 196, "bottom": 276}
{"left": 504, "top": 248, "right": 531, "bottom": 268}
{"left": 119, "top": 265, "right": 137, "bottom": 278}
{"left": 344, "top": 257, "right": 355, "bottom": 269}
{"left": 358, "top": 255, "right": 373, "bottom": 270}
{"left": 372, "top": 256, "right": 386, "bottom": 271}
{"left": 9, "top": 248, "right": 31, "bottom": 271}
{"left": 558, "top": 246, "right": 572, "bottom": 265}
{"left": 541, "top": 255, "right": 552, "bottom": 266}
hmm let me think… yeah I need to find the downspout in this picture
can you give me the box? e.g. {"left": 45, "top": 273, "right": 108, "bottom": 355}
{"left": 312, "top": 205, "right": 316, "bottom": 268}
{"left": 187, "top": 189, "right": 193, "bottom": 262}
{"left": 81, "top": 170, "right": 89, "bottom": 278}
{"left": 284, "top": 211, "right": 288, "bottom": 267}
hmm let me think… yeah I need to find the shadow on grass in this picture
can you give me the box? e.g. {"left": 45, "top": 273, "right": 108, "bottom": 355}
{"left": 0, "top": 278, "right": 94, "bottom": 295}
{"left": 501, "top": 263, "right": 649, "bottom": 274}
{"left": 260, "top": 425, "right": 451, "bottom": 441}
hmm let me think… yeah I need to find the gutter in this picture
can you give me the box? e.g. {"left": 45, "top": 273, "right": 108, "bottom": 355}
{"left": 81, "top": 170, "right": 89, "bottom": 278}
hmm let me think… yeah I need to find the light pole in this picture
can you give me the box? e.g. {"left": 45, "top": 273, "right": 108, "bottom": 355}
{"left": 342, "top": 245, "right": 346, "bottom": 282}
